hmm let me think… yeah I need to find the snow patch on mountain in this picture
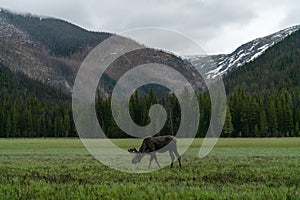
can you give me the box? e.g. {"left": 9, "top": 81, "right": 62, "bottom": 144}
{"left": 186, "top": 25, "right": 300, "bottom": 79}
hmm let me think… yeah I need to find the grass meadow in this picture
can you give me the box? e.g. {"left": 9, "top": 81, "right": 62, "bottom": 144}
{"left": 0, "top": 138, "right": 299, "bottom": 199}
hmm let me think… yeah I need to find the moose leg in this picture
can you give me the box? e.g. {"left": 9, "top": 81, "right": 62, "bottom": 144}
{"left": 152, "top": 153, "right": 161, "bottom": 168}
{"left": 173, "top": 149, "right": 182, "bottom": 168}
{"left": 169, "top": 150, "right": 175, "bottom": 168}
{"left": 148, "top": 154, "right": 154, "bottom": 169}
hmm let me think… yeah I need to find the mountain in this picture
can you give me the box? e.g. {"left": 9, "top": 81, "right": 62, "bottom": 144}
{"left": 0, "top": 62, "right": 69, "bottom": 100}
{"left": 1, "top": 8, "right": 300, "bottom": 138}
{"left": 0, "top": 9, "right": 204, "bottom": 95}
{"left": 0, "top": 9, "right": 205, "bottom": 138}
{"left": 186, "top": 25, "right": 300, "bottom": 79}
{"left": 224, "top": 28, "right": 300, "bottom": 93}
{"left": 0, "top": 8, "right": 113, "bottom": 94}
{"left": 1, "top": 8, "right": 299, "bottom": 96}
{"left": 0, "top": 61, "right": 77, "bottom": 138}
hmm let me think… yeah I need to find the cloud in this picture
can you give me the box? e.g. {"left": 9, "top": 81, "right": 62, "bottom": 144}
{"left": 0, "top": 0, "right": 299, "bottom": 54}
{"left": 279, "top": 0, "right": 300, "bottom": 28}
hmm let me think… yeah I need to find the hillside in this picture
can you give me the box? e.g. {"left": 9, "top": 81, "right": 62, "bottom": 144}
{"left": 0, "top": 10, "right": 112, "bottom": 57}
{"left": 0, "top": 8, "right": 113, "bottom": 94}
{"left": 1, "top": 8, "right": 300, "bottom": 138}
{"left": 187, "top": 25, "right": 300, "bottom": 79}
{"left": 0, "top": 64, "right": 76, "bottom": 137}
{"left": 0, "top": 63, "right": 69, "bottom": 100}
{"left": 0, "top": 9, "right": 204, "bottom": 95}
{"left": 225, "top": 29, "right": 300, "bottom": 93}
{"left": 220, "top": 29, "right": 300, "bottom": 137}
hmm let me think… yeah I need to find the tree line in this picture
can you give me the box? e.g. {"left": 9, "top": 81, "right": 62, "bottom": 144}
{"left": 225, "top": 87, "right": 300, "bottom": 137}
{"left": 1, "top": 87, "right": 300, "bottom": 138}
{"left": 0, "top": 97, "right": 75, "bottom": 137}
{"left": 96, "top": 87, "right": 300, "bottom": 138}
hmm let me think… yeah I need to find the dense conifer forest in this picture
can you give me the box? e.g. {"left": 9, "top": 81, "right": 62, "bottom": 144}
{"left": 1, "top": 69, "right": 300, "bottom": 137}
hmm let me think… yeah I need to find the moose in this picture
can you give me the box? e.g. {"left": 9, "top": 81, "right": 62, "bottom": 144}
{"left": 128, "top": 135, "right": 181, "bottom": 169}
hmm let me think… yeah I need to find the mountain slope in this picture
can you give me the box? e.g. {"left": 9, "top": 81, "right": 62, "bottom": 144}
{"left": 0, "top": 63, "right": 69, "bottom": 100}
{"left": 1, "top": 10, "right": 112, "bottom": 57}
{"left": 0, "top": 9, "right": 204, "bottom": 95}
{"left": 0, "top": 8, "right": 114, "bottom": 94}
{"left": 187, "top": 25, "right": 300, "bottom": 79}
{"left": 0, "top": 63, "right": 77, "bottom": 137}
{"left": 224, "top": 28, "right": 300, "bottom": 93}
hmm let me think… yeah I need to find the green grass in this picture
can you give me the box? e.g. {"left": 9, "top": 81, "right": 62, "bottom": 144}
{"left": 0, "top": 138, "right": 299, "bottom": 199}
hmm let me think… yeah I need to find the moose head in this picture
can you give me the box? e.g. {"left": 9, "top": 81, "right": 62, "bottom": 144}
{"left": 128, "top": 147, "right": 144, "bottom": 164}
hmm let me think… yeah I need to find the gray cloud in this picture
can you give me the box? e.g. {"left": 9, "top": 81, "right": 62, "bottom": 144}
{"left": 0, "top": 0, "right": 299, "bottom": 54}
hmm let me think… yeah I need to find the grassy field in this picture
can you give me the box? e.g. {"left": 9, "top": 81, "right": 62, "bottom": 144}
{"left": 0, "top": 138, "right": 299, "bottom": 199}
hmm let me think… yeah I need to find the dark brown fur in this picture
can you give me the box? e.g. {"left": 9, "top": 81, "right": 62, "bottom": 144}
{"left": 128, "top": 135, "right": 181, "bottom": 168}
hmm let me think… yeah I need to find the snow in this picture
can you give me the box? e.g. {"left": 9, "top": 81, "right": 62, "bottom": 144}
{"left": 257, "top": 44, "right": 270, "bottom": 51}
{"left": 230, "top": 52, "right": 248, "bottom": 66}
{"left": 249, "top": 42, "right": 259, "bottom": 51}
{"left": 236, "top": 50, "right": 244, "bottom": 55}
{"left": 187, "top": 25, "right": 300, "bottom": 79}
{"left": 217, "top": 58, "right": 227, "bottom": 65}
{"left": 250, "top": 44, "right": 270, "bottom": 61}
{"left": 206, "top": 63, "right": 225, "bottom": 75}
{"left": 250, "top": 52, "right": 263, "bottom": 61}
{"left": 271, "top": 34, "right": 283, "bottom": 39}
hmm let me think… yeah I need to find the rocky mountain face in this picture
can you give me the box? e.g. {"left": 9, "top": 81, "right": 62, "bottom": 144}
{"left": 0, "top": 9, "right": 204, "bottom": 95}
{"left": 186, "top": 25, "right": 300, "bottom": 79}
{"left": 0, "top": 9, "right": 112, "bottom": 94}
{"left": 224, "top": 28, "right": 300, "bottom": 93}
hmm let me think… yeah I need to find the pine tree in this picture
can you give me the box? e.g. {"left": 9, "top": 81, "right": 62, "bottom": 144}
{"left": 63, "top": 110, "right": 71, "bottom": 137}
{"left": 6, "top": 114, "right": 12, "bottom": 138}
{"left": 0, "top": 106, "right": 5, "bottom": 137}
{"left": 230, "top": 87, "right": 244, "bottom": 137}
{"left": 222, "top": 104, "right": 234, "bottom": 137}
{"left": 295, "top": 122, "right": 300, "bottom": 137}
{"left": 284, "top": 104, "right": 294, "bottom": 135}
{"left": 266, "top": 98, "right": 278, "bottom": 136}
{"left": 12, "top": 107, "right": 19, "bottom": 137}
{"left": 254, "top": 125, "right": 259, "bottom": 137}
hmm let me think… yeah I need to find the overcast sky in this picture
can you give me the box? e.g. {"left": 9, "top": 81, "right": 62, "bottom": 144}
{"left": 1, "top": 0, "right": 299, "bottom": 54}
